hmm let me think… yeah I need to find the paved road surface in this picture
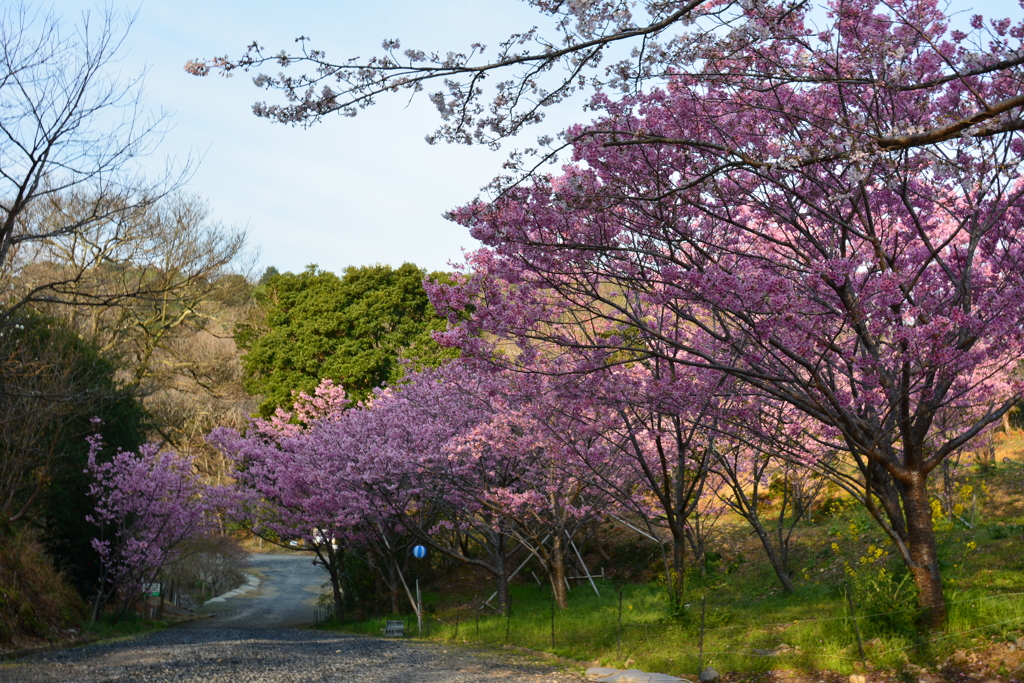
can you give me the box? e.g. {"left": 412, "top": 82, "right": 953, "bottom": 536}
{"left": 193, "top": 553, "right": 326, "bottom": 628}
{"left": 0, "top": 554, "right": 585, "bottom": 683}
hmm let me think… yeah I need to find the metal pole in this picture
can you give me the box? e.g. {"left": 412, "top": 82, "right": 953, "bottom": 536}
{"left": 846, "top": 584, "right": 866, "bottom": 663}
{"left": 698, "top": 595, "right": 706, "bottom": 672}
{"left": 617, "top": 590, "right": 623, "bottom": 662}
{"left": 569, "top": 537, "right": 601, "bottom": 596}
{"left": 454, "top": 606, "right": 460, "bottom": 640}
{"left": 416, "top": 579, "right": 423, "bottom": 635}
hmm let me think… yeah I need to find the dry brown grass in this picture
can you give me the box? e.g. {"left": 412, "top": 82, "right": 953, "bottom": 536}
{"left": 0, "top": 527, "right": 83, "bottom": 647}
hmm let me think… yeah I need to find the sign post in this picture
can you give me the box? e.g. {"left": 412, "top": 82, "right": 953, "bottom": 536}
{"left": 413, "top": 545, "right": 426, "bottom": 634}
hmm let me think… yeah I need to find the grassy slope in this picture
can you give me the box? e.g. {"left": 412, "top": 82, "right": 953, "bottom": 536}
{"left": 328, "top": 433, "right": 1024, "bottom": 680}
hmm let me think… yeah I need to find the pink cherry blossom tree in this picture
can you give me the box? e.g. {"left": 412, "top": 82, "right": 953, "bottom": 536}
{"left": 331, "top": 360, "right": 606, "bottom": 610}
{"left": 704, "top": 400, "right": 835, "bottom": 594}
{"left": 447, "top": 391, "right": 601, "bottom": 610}
{"left": 86, "top": 428, "right": 216, "bottom": 623}
{"left": 527, "top": 358, "right": 720, "bottom": 609}
{"left": 187, "top": 0, "right": 1023, "bottom": 170}
{"left": 304, "top": 379, "right": 468, "bottom": 615}
{"left": 429, "top": 0, "right": 1024, "bottom": 627}
{"left": 207, "top": 380, "right": 367, "bottom": 621}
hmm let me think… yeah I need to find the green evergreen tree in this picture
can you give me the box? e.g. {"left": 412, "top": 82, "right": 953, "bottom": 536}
{"left": 0, "top": 312, "right": 146, "bottom": 595}
{"left": 236, "top": 263, "right": 456, "bottom": 415}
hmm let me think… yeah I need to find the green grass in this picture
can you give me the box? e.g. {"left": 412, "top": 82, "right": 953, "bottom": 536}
{"left": 322, "top": 457, "right": 1024, "bottom": 678}
{"left": 80, "top": 612, "right": 170, "bottom": 643}
{"left": 327, "top": 578, "right": 1024, "bottom": 677}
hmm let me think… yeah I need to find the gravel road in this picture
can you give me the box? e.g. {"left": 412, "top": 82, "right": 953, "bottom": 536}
{"left": 0, "top": 554, "right": 586, "bottom": 683}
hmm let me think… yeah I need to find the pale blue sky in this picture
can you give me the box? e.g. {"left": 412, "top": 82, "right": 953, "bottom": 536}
{"left": 42, "top": 0, "right": 1020, "bottom": 276}
{"left": 46, "top": 0, "right": 574, "bottom": 276}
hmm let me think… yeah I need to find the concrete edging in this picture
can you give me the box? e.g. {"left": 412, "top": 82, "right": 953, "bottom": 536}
{"left": 205, "top": 574, "right": 260, "bottom": 603}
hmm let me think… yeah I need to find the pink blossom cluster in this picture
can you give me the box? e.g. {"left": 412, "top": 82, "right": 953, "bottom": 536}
{"left": 423, "top": 0, "right": 1024, "bottom": 626}
{"left": 85, "top": 428, "right": 218, "bottom": 621}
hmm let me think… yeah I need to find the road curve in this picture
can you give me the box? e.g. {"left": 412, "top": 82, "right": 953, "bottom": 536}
{"left": 192, "top": 553, "right": 326, "bottom": 628}
{"left": 0, "top": 553, "right": 586, "bottom": 683}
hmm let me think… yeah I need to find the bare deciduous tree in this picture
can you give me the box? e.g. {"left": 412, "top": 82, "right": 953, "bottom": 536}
{"left": 1, "top": 3, "right": 187, "bottom": 324}
{"left": 17, "top": 192, "right": 256, "bottom": 463}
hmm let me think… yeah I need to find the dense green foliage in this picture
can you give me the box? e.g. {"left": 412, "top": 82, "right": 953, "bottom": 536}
{"left": 236, "top": 263, "right": 456, "bottom": 415}
{"left": 0, "top": 312, "right": 147, "bottom": 595}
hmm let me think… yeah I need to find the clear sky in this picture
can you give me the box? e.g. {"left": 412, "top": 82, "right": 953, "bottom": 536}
{"left": 45, "top": 0, "right": 577, "bottom": 277}
{"left": 42, "top": 0, "right": 1019, "bottom": 277}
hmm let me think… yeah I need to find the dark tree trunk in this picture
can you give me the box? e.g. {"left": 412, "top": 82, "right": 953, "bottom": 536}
{"left": 748, "top": 513, "right": 795, "bottom": 593}
{"left": 685, "top": 525, "right": 706, "bottom": 578}
{"left": 714, "top": 450, "right": 794, "bottom": 593}
{"left": 495, "top": 561, "right": 510, "bottom": 613}
{"left": 860, "top": 448, "right": 947, "bottom": 628}
{"left": 902, "top": 473, "right": 945, "bottom": 629}
{"left": 670, "top": 523, "right": 687, "bottom": 607}
{"left": 550, "top": 534, "right": 569, "bottom": 609}
{"left": 318, "top": 543, "right": 346, "bottom": 622}
{"left": 389, "top": 557, "right": 401, "bottom": 614}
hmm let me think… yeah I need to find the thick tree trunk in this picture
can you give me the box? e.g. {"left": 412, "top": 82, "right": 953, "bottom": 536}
{"left": 495, "top": 561, "right": 510, "bottom": 612}
{"left": 550, "top": 535, "right": 569, "bottom": 609}
{"left": 902, "top": 474, "right": 945, "bottom": 629}
{"left": 322, "top": 544, "right": 346, "bottom": 622}
{"left": 671, "top": 523, "right": 687, "bottom": 608}
{"left": 330, "top": 570, "right": 346, "bottom": 622}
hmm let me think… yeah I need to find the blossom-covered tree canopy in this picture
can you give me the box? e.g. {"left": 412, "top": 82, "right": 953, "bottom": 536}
{"left": 189, "top": 0, "right": 1023, "bottom": 162}
{"left": 86, "top": 430, "right": 216, "bottom": 621}
{"left": 171, "top": 0, "right": 1024, "bottom": 631}
{"left": 425, "top": 0, "right": 1024, "bottom": 626}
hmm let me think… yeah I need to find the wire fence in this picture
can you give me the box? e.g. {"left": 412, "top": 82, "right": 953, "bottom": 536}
{"left": 360, "top": 587, "right": 1024, "bottom": 673}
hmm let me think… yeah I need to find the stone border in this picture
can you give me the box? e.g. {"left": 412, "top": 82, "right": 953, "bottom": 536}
{"left": 205, "top": 574, "right": 260, "bottom": 603}
{"left": 585, "top": 666, "right": 696, "bottom": 683}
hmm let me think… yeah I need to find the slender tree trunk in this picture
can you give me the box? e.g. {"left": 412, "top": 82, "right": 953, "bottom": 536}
{"left": 90, "top": 587, "right": 105, "bottom": 625}
{"left": 902, "top": 474, "right": 945, "bottom": 629}
{"left": 746, "top": 512, "right": 795, "bottom": 593}
{"left": 685, "top": 526, "right": 706, "bottom": 578}
{"left": 716, "top": 455, "right": 794, "bottom": 593}
{"left": 389, "top": 558, "right": 401, "bottom": 614}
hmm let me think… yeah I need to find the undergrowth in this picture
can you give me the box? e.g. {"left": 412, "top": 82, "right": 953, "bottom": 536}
{"left": 80, "top": 611, "right": 169, "bottom": 642}
{"left": 0, "top": 527, "right": 82, "bottom": 647}
{"left": 322, "top": 452, "right": 1024, "bottom": 678}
